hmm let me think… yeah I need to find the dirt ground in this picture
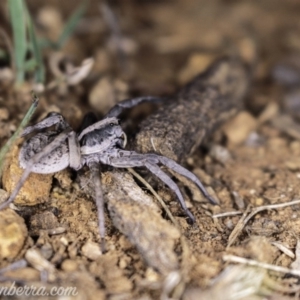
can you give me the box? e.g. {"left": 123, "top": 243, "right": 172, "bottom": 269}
{"left": 2, "top": 0, "right": 300, "bottom": 299}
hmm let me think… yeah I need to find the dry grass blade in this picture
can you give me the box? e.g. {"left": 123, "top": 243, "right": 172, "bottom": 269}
{"left": 227, "top": 199, "right": 300, "bottom": 248}
{"left": 223, "top": 254, "right": 300, "bottom": 277}
{"left": 227, "top": 205, "right": 252, "bottom": 248}
{"left": 57, "top": 2, "right": 87, "bottom": 49}
{"left": 291, "top": 240, "right": 300, "bottom": 270}
{"left": 104, "top": 171, "right": 181, "bottom": 275}
{"left": 271, "top": 114, "right": 300, "bottom": 140}
{"left": 66, "top": 58, "right": 94, "bottom": 85}
{"left": 184, "top": 265, "right": 266, "bottom": 300}
{"left": 213, "top": 211, "right": 243, "bottom": 218}
{"left": 127, "top": 167, "right": 178, "bottom": 226}
{"left": 0, "top": 93, "right": 39, "bottom": 178}
{"left": 271, "top": 242, "right": 295, "bottom": 259}
{"left": 47, "top": 57, "right": 94, "bottom": 90}
{"left": 128, "top": 167, "right": 194, "bottom": 297}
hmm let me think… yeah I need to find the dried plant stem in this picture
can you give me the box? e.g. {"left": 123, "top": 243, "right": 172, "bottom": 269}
{"left": 227, "top": 199, "right": 300, "bottom": 248}
{"left": 213, "top": 211, "right": 243, "bottom": 218}
{"left": 127, "top": 167, "right": 193, "bottom": 296}
{"left": 127, "top": 167, "right": 178, "bottom": 226}
{"left": 223, "top": 254, "right": 300, "bottom": 277}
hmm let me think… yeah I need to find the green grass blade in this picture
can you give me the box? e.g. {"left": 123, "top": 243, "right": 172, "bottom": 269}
{"left": 0, "top": 94, "right": 39, "bottom": 178}
{"left": 25, "top": 5, "right": 45, "bottom": 83}
{"left": 57, "top": 2, "right": 87, "bottom": 49}
{"left": 23, "top": 58, "right": 38, "bottom": 72}
{"left": 8, "top": 0, "right": 27, "bottom": 84}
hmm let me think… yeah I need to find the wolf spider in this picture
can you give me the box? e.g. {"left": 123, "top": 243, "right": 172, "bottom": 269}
{"left": 0, "top": 96, "right": 216, "bottom": 248}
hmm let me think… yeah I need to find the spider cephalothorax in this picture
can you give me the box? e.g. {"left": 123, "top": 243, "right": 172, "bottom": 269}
{"left": 0, "top": 96, "right": 216, "bottom": 249}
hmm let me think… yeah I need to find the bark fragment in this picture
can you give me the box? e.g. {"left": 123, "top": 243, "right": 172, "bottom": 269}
{"left": 135, "top": 57, "right": 250, "bottom": 163}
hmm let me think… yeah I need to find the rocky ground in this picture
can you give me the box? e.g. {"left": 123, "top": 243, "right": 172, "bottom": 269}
{"left": 1, "top": 0, "right": 300, "bottom": 299}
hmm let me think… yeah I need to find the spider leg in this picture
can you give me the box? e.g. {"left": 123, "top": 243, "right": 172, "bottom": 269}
{"left": 22, "top": 112, "right": 68, "bottom": 137}
{"left": 105, "top": 96, "right": 165, "bottom": 118}
{"left": 144, "top": 162, "right": 195, "bottom": 223}
{"left": 88, "top": 162, "right": 106, "bottom": 252}
{"left": 110, "top": 151, "right": 217, "bottom": 205}
{"left": 68, "top": 131, "right": 81, "bottom": 170}
{"left": 0, "top": 128, "right": 72, "bottom": 210}
{"left": 109, "top": 151, "right": 195, "bottom": 223}
{"left": 158, "top": 156, "right": 218, "bottom": 205}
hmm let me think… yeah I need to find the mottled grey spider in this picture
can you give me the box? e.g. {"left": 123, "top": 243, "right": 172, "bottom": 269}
{"left": 0, "top": 96, "right": 216, "bottom": 247}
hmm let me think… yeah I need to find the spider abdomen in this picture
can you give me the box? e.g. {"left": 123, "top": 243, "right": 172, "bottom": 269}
{"left": 19, "top": 132, "right": 69, "bottom": 174}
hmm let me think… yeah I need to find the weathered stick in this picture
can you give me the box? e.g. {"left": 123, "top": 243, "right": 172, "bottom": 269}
{"left": 135, "top": 57, "right": 250, "bottom": 163}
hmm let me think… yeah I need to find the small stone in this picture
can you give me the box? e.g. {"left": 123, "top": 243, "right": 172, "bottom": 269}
{"left": 30, "top": 211, "right": 60, "bottom": 232}
{"left": 255, "top": 197, "right": 264, "bottom": 206}
{"left": 119, "top": 254, "right": 132, "bottom": 269}
{"left": 40, "top": 243, "right": 53, "bottom": 260}
{"left": 290, "top": 141, "right": 300, "bottom": 155}
{"left": 25, "top": 248, "right": 56, "bottom": 281}
{"left": 245, "top": 132, "right": 265, "bottom": 147}
{"left": 267, "top": 137, "right": 287, "bottom": 149}
{"left": 81, "top": 241, "right": 102, "bottom": 260}
{"left": 145, "top": 267, "right": 160, "bottom": 282}
{"left": 37, "top": 6, "right": 63, "bottom": 41}
{"left": 232, "top": 191, "right": 245, "bottom": 210}
{"left": 0, "top": 68, "right": 14, "bottom": 85}
{"left": 209, "top": 144, "right": 232, "bottom": 164}
{"left": 89, "top": 254, "right": 133, "bottom": 294}
{"left": 118, "top": 235, "right": 132, "bottom": 250}
{"left": 178, "top": 53, "right": 216, "bottom": 84}
{"left": 0, "top": 108, "right": 9, "bottom": 120}
{"left": 61, "top": 259, "right": 78, "bottom": 272}
{"left": 223, "top": 111, "right": 257, "bottom": 145}
{"left": 0, "top": 209, "right": 28, "bottom": 259}
{"left": 53, "top": 169, "right": 72, "bottom": 189}
{"left": 89, "top": 77, "right": 128, "bottom": 114}
{"left": 2, "top": 145, "right": 52, "bottom": 206}
{"left": 286, "top": 159, "right": 300, "bottom": 171}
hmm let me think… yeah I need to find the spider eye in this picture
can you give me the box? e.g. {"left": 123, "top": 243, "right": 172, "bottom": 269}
{"left": 110, "top": 123, "right": 114, "bottom": 127}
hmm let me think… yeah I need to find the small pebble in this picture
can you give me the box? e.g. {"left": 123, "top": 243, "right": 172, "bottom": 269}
{"left": 40, "top": 243, "right": 53, "bottom": 260}
{"left": 2, "top": 145, "right": 52, "bottom": 206}
{"left": 81, "top": 240, "right": 102, "bottom": 260}
{"left": 0, "top": 108, "right": 9, "bottom": 120}
{"left": 178, "top": 53, "right": 216, "bottom": 84}
{"left": 89, "top": 77, "right": 128, "bottom": 114}
{"left": 209, "top": 144, "right": 231, "bottom": 164}
{"left": 61, "top": 259, "right": 78, "bottom": 272}
{"left": 223, "top": 111, "right": 257, "bottom": 145}
{"left": 0, "top": 209, "right": 28, "bottom": 259}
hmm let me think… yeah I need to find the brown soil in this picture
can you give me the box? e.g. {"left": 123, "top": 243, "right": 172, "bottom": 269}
{"left": 1, "top": 0, "right": 300, "bottom": 299}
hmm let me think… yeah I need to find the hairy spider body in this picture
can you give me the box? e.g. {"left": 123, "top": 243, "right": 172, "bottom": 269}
{"left": 0, "top": 96, "right": 216, "bottom": 249}
{"left": 19, "top": 132, "right": 70, "bottom": 173}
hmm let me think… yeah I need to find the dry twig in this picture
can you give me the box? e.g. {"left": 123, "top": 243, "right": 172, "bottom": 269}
{"left": 223, "top": 254, "right": 300, "bottom": 277}
{"left": 227, "top": 199, "right": 300, "bottom": 248}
